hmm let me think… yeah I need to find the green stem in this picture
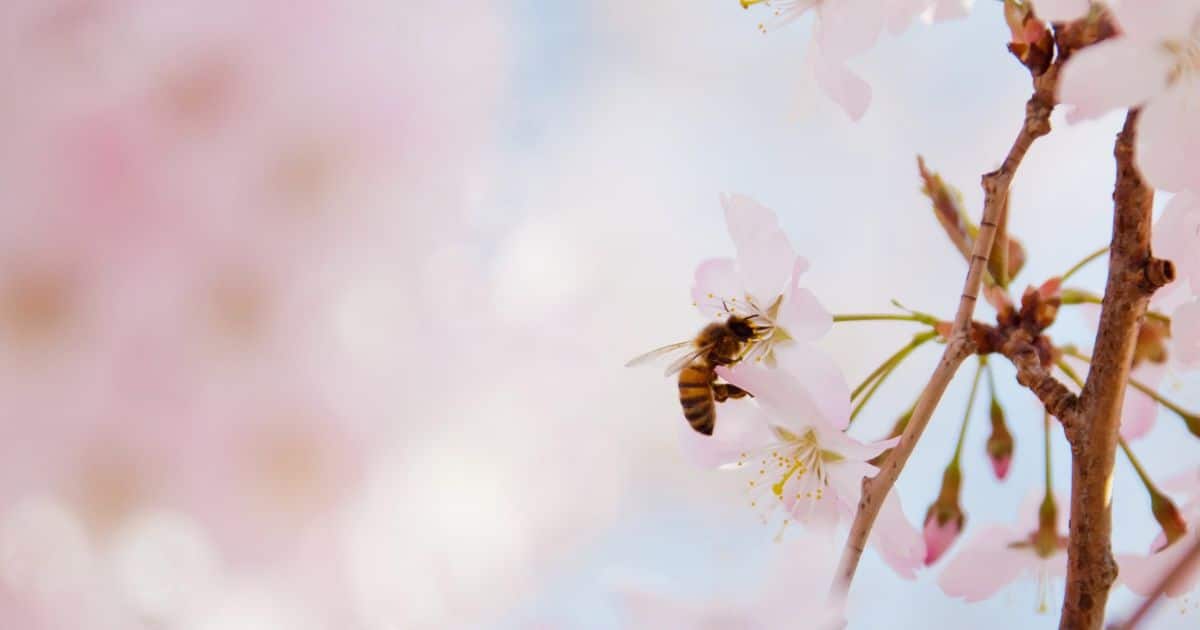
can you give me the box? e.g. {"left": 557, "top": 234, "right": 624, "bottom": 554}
{"left": 851, "top": 331, "right": 937, "bottom": 400}
{"left": 1061, "top": 348, "right": 1195, "bottom": 421}
{"left": 1043, "top": 410, "right": 1053, "bottom": 496}
{"left": 848, "top": 331, "right": 937, "bottom": 425}
{"left": 1119, "top": 437, "right": 1163, "bottom": 496}
{"left": 1060, "top": 290, "right": 1170, "bottom": 324}
{"left": 833, "top": 313, "right": 939, "bottom": 326}
{"left": 1060, "top": 246, "right": 1109, "bottom": 282}
{"left": 951, "top": 357, "right": 986, "bottom": 466}
{"left": 1055, "top": 358, "right": 1085, "bottom": 389}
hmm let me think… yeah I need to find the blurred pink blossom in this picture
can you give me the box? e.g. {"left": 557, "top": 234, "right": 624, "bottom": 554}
{"left": 1031, "top": 0, "right": 1090, "bottom": 22}
{"left": 1058, "top": 1, "right": 1200, "bottom": 192}
{"left": 938, "top": 494, "right": 1068, "bottom": 608}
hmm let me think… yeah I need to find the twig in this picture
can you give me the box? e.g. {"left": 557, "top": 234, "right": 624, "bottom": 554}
{"left": 832, "top": 47, "right": 1061, "bottom": 596}
{"left": 1117, "top": 535, "right": 1200, "bottom": 629}
{"left": 1058, "top": 109, "right": 1174, "bottom": 630}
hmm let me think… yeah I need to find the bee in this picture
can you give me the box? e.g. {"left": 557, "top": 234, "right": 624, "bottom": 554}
{"left": 626, "top": 314, "right": 762, "bottom": 435}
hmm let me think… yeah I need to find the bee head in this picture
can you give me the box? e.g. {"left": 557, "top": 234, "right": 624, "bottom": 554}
{"left": 727, "top": 316, "right": 757, "bottom": 340}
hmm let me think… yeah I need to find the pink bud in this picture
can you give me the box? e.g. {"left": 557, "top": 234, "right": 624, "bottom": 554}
{"left": 989, "top": 453, "right": 1012, "bottom": 480}
{"left": 922, "top": 513, "right": 962, "bottom": 565}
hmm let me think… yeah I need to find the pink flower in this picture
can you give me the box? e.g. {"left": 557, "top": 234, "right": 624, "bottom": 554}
{"left": 679, "top": 355, "right": 924, "bottom": 578}
{"left": 1057, "top": 1, "right": 1200, "bottom": 192}
{"left": 1153, "top": 191, "right": 1200, "bottom": 293}
{"left": 923, "top": 516, "right": 961, "bottom": 565}
{"left": 692, "top": 194, "right": 836, "bottom": 371}
{"left": 616, "top": 537, "right": 846, "bottom": 629}
{"left": 938, "top": 493, "right": 1068, "bottom": 608}
{"left": 990, "top": 454, "right": 1012, "bottom": 480}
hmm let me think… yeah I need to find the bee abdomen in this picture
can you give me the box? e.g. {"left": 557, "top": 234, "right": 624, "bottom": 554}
{"left": 678, "top": 363, "right": 715, "bottom": 435}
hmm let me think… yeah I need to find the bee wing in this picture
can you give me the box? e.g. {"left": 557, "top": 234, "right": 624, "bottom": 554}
{"left": 625, "top": 340, "right": 712, "bottom": 377}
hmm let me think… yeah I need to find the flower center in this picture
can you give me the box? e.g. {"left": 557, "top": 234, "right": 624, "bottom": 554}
{"left": 1165, "top": 25, "right": 1200, "bottom": 85}
{"left": 740, "top": 426, "right": 838, "bottom": 521}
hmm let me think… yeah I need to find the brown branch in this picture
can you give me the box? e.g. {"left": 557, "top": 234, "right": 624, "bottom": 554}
{"left": 997, "top": 331, "right": 1079, "bottom": 431}
{"left": 1058, "top": 110, "right": 1172, "bottom": 629}
{"left": 832, "top": 53, "right": 1061, "bottom": 597}
{"left": 1117, "top": 535, "right": 1200, "bottom": 629}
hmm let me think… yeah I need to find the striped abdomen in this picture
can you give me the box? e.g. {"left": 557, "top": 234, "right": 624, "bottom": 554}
{"left": 678, "top": 359, "right": 715, "bottom": 435}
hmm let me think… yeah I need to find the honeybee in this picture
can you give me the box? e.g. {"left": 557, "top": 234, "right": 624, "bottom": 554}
{"left": 626, "top": 315, "right": 763, "bottom": 435}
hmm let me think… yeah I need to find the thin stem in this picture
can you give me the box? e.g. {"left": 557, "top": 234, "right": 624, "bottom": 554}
{"left": 1044, "top": 410, "right": 1053, "bottom": 496}
{"left": 848, "top": 332, "right": 937, "bottom": 425}
{"left": 833, "top": 313, "right": 939, "bottom": 326}
{"left": 850, "top": 331, "right": 937, "bottom": 400}
{"left": 1061, "top": 348, "right": 1197, "bottom": 423}
{"left": 951, "top": 357, "right": 986, "bottom": 465}
{"left": 1060, "top": 246, "right": 1109, "bottom": 282}
{"left": 1118, "top": 437, "right": 1161, "bottom": 496}
{"left": 1059, "top": 290, "right": 1171, "bottom": 324}
{"left": 1056, "top": 358, "right": 1085, "bottom": 388}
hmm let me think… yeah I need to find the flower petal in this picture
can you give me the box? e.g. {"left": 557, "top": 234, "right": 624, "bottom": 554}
{"left": 777, "top": 268, "right": 833, "bottom": 344}
{"left": 1120, "top": 361, "right": 1166, "bottom": 440}
{"left": 1172, "top": 301, "right": 1200, "bottom": 370}
{"left": 1058, "top": 39, "right": 1172, "bottom": 122}
{"left": 806, "top": 39, "right": 872, "bottom": 122}
{"left": 720, "top": 195, "right": 795, "bottom": 306}
{"left": 717, "top": 363, "right": 834, "bottom": 435}
{"left": 1137, "top": 82, "right": 1200, "bottom": 193}
{"left": 1111, "top": 0, "right": 1200, "bottom": 42}
{"left": 937, "top": 525, "right": 1029, "bottom": 602}
{"left": 676, "top": 399, "right": 774, "bottom": 469}
{"left": 773, "top": 347, "right": 851, "bottom": 430}
{"left": 874, "top": 492, "right": 926, "bottom": 579}
{"left": 691, "top": 257, "right": 741, "bottom": 319}
{"left": 815, "top": 0, "right": 886, "bottom": 61}
{"left": 1152, "top": 191, "right": 1200, "bottom": 291}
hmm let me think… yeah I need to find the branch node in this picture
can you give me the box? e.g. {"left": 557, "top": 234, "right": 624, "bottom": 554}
{"left": 1142, "top": 257, "right": 1175, "bottom": 291}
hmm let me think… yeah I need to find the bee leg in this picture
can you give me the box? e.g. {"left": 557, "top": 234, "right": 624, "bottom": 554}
{"left": 712, "top": 383, "right": 751, "bottom": 402}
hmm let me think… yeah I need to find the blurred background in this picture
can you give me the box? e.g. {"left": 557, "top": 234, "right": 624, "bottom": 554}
{"left": 0, "top": 1, "right": 1197, "bottom": 628}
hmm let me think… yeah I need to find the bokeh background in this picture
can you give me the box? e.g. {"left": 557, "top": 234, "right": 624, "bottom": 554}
{"left": 0, "top": 1, "right": 1197, "bottom": 628}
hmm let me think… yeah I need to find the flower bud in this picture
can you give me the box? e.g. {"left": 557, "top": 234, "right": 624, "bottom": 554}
{"left": 986, "top": 398, "right": 1014, "bottom": 480}
{"left": 1151, "top": 492, "right": 1188, "bottom": 550}
{"left": 922, "top": 464, "right": 965, "bottom": 565}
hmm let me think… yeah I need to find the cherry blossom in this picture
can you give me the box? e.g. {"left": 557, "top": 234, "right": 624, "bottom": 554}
{"left": 678, "top": 356, "right": 924, "bottom": 578}
{"left": 692, "top": 194, "right": 835, "bottom": 370}
{"left": 1058, "top": 1, "right": 1200, "bottom": 192}
{"left": 741, "top": 1, "right": 971, "bottom": 119}
{"left": 938, "top": 494, "right": 1068, "bottom": 609}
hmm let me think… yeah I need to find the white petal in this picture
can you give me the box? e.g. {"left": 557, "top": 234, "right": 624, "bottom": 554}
{"left": 815, "top": 0, "right": 887, "bottom": 61}
{"left": 720, "top": 195, "right": 795, "bottom": 306}
{"left": 1111, "top": 0, "right": 1200, "bottom": 42}
{"left": 806, "top": 39, "right": 872, "bottom": 122}
{"left": 773, "top": 346, "right": 851, "bottom": 430}
{"left": 937, "top": 525, "right": 1030, "bottom": 602}
{"left": 1152, "top": 191, "right": 1200, "bottom": 290}
{"left": 1137, "top": 83, "right": 1200, "bottom": 193}
{"left": 1058, "top": 39, "right": 1172, "bottom": 122}
{"left": 871, "top": 492, "right": 926, "bottom": 580}
{"left": 676, "top": 399, "right": 775, "bottom": 469}
{"left": 691, "top": 257, "right": 741, "bottom": 319}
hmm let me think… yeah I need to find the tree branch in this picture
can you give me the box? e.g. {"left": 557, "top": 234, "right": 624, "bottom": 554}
{"left": 1058, "top": 110, "right": 1174, "bottom": 630}
{"left": 832, "top": 54, "right": 1060, "bottom": 597}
